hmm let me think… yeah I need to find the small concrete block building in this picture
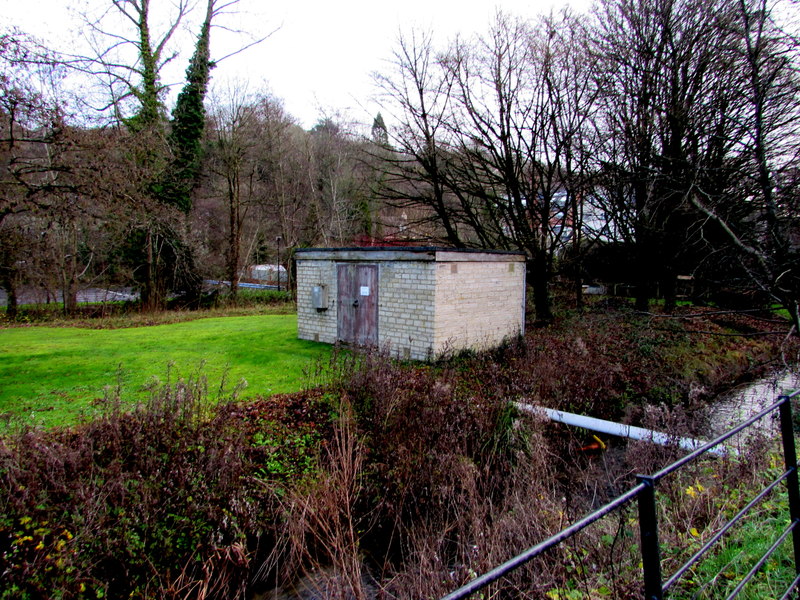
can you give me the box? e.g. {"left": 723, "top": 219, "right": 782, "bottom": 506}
{"left": 296, "top": 247, "right": 526, "bottom": 360}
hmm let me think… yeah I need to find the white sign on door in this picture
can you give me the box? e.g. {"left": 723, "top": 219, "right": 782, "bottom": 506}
{"left": 360, "top": 286, "right": 370, "bottom": 296}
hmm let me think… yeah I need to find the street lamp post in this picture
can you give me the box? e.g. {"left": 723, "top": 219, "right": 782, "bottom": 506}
{"left": 276, "top": 236, "right": 283, "bottom": 291}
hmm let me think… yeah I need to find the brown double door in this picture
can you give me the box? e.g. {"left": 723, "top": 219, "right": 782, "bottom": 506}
{"left": 337, "top": 264, "right": 378, "bottom": 346}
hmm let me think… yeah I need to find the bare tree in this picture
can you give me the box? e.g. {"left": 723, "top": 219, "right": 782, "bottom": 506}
{"left": 588, "top": 0, "right": 799, "bottom": 330}
{"left": 590, "top": 0, "right": 762, "bottom": 311}
{"left": 374, "top": 12, "right": 599, "bottom": 322}
{"left": 306, "top": 116, "right": 371, "bottom": 246}
{"left": 206, "top": 83, "right": 262, "bottom": 296}
{"left": 682, "top": 0, "right": 800, "bottom": 331}
{"left": 372, "top": 29, "right": 465, "bottom": 246}
{"left": 445, "top": 12, "right": 563, "bottom": 319}
{"left": 203, "top": 91, "right": 358, "bottom": 293}
{"left": 0, "top": 30, "right": 90, "bottom": 315}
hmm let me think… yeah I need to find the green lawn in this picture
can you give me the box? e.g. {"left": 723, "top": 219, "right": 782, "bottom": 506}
{"left": 0, "top": 315, "right": 330, "bottom": 427}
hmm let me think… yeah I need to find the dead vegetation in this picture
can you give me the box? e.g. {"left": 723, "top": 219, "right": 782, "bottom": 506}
{"left": 0, "top": 306, "right": 796, "bottom": 599}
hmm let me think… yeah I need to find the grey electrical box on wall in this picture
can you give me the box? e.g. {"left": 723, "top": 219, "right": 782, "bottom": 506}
{"left": 311, "top": 285, "right": 328, "bottom": 310}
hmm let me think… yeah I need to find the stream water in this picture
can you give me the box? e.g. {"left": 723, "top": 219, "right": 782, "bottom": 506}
{"left": 709, "top": 369, "right": 800, "bottom": 437}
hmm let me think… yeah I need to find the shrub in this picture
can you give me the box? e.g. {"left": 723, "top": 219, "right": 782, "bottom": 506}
{"left": 0, "top": 378, "right": 279, "bottom": 599}
{"left": 216, "top": 289, "right": 293, "bottom": 308}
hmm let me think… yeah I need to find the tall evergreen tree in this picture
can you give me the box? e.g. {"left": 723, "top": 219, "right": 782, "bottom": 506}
{"left": 161, "top": 0, "right": 215, "bottom": 213}
{"left": 371, "top": 112, "right": 389, "bottom": 146}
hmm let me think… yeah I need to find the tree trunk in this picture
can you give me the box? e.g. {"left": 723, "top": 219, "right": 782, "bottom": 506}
{"left": 790, "top": 301, "right": 800, "bottom": 338}
{"left": 571, "top": 195, "right": 585, "bottom": 312}
{"left": 662, "top": 267, "right": 677, "bottom": 313}
{"left": 575, "top": 277, "right": 584, "bottom": 312}
{"left": 63, "top": 280, "right": 78, "bottom": 315}
{"left": 634, "top": 223, "right": 652, "bottom": 312}
{"left": 2, "top": 276, "right": 18, "bottom": 319}
{"left": 635, "top": 289, "right": 650, "bottom": 312}
{"left": 142, "top": 229, "right": 155, "bottom": 311}
{"left": 528, "top": 257, "right": 553, "bottom": 324}
{"left": 227, "top": 175, "right": 240, "bottom": 299}
{"left": 141, "top": 228, "right": 166, "bottom": 312}
{"left": 61, "top": 247, "right": 78, "bottom": 316}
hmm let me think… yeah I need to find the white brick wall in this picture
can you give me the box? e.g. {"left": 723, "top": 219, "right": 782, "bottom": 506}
{"left": 377, "top": 261, "right": 436, "bottom": 359}
{"left": 296, "top": 250, "right": 525, "bottom": 360}
{"left": 433, "top": 261, "right": 524, "bottom": 354}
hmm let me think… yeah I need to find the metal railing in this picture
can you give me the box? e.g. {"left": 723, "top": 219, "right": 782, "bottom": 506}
{"left": 440, "top": 389, "right": 800, "bottom": 600}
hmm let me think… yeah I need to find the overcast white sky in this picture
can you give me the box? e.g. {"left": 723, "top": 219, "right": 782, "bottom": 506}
{"left": 3, "top": 0, "right": 591, "bottom": 129}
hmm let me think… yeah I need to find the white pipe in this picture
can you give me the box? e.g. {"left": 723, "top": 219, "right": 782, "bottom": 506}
{"left": 514, "top": 402, "right": 729, "bottom": 457}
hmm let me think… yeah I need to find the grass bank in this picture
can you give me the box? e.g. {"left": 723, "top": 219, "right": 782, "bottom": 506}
{"left": 0, "top": 304, "right": 797, "bottom": 599}
{"left": 0, "top": 314, "right": 330, "bottom": 426}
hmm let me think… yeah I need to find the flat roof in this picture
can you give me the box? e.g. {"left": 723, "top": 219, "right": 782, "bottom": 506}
{"left": 295, "top": 247, "right": 526, "bottom": 262}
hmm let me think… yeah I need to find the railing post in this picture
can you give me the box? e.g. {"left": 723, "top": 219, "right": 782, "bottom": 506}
{"left": 637, "top": 474, "right": 663, "bottom": 600}
{"left": 779, "top": 395, "right": 800, "bottom": 580}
